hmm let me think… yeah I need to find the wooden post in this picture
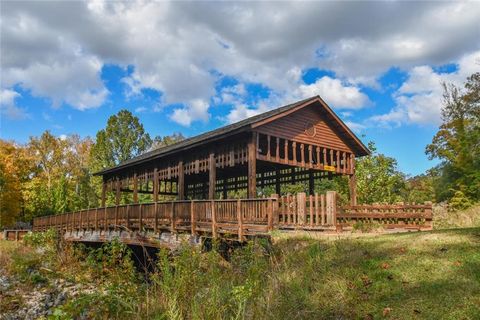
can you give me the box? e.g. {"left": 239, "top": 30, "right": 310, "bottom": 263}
{"left": 170, "top": 202, "right": 176, "bottom": 233}
{"left": 321, "top": 194, "right": 325, "bottom": 225}
{"left": 267, "top": 198, "right": 274, "bottom": 231}
{"left": 326, "top": 191, "right": 337, "bottom": 226}
{"left": 133, "top": 173, "right": 138, "bottom": 203}
{"left": 139, "top": 203, "right": 143, "bottom": 231}
{"left": 191, "top": 200, "right": 196, "bottom": 235}
{"left": 126, "top": 205, "right": 130, "bottom": 229}
{"left": 208, "top": 152, "right": 216, "bottom": 199}
{"left": 178, "top": 160, "right": 185, "bottom": 200}
{"left": 153, "top": 168, "right": 159, "bottom": 202}
{"left": 247, "top": 132, "right": 257, "bottom": 198}
{"left": 211, "top": 200, "right": 217, "bottom": 238}
{"left": 314, "top": 193, "right": 319, "bottom": 226}
{"left": 237, "top": 199, "right": 243, "bottom": 241}
{"left": 297, "top": 192, "right": 306, "bottom": 225}
{"left": 309, "top": 195, "right": 313, "bottom": 227}
{"left": 154, "top": 203, "right": 159, "bottom": 233}
{"left": 95, "top": 208, "right": 98, "bottom": 230}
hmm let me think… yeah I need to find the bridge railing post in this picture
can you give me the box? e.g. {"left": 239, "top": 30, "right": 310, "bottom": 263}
{"left": 191, "top": 200, "right": 196, "bottom": 235}
{"left": 237, "top": 199, "right": 243, "bottom": 241}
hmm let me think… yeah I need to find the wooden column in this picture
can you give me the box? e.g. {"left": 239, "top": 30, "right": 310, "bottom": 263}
{"left": 178, "top": 160, "right": 185, "bottom": 200}
{"left": 153, "top": 168, "right": 159, "bottom": 202}
{"left": 133, "top": 173, "right": 138, "bottom": 203}
{"left": 208, "top": 152, "right": 216, "bottom": 199}
{"left": 349, "top": 155, "right": 357, "bottom": 205}
{"left": 247, "top": 132, "right": 257, "bottom": 198}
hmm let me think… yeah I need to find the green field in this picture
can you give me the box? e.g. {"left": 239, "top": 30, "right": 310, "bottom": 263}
{"left": 1, "top": 228, "right": 480, "bottom": 319}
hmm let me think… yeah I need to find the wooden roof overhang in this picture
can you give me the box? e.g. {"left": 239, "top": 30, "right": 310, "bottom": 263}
{"left": 95, "top": 96, "right": 369, "bottom": 200}
{"left": 95, "top": 96, "right": 369, "bottom": 177}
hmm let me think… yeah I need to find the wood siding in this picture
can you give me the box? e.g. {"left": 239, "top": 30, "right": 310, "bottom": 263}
{"left": 254, "top": 106, "right": 354, "bottom": 153}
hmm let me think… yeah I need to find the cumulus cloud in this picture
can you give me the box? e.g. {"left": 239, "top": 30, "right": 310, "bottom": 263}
{"left": 1, "top": 1, "right": 479, "bottom": 125}
{"left": 295, "top": 77, "right": 371, "bottom": 109}
{"left": 0, "top": 89, "right": 28, "bottom": 120}
{"left": 371, "top": 51, "right": 480, "bottom": 126}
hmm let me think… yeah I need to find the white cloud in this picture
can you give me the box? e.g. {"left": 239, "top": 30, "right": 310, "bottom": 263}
{"left": 295, "top": 77, "right": 371, "bottom": 109}
{"left": 371, "top": 51, "right": 480, "bottom": 126}
{"left": 170, "top": 99, "right": 210, "bottom": 126}
{"left": 1, "top": 1, "right": 479, "bottom": 124}
{"left": 0, "top": 89, "right": 28, "bottom": 120}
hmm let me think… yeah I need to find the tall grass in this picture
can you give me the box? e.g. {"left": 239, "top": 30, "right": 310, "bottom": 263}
{"left": 2, "top": 228, "right": 480, "bottom": 319}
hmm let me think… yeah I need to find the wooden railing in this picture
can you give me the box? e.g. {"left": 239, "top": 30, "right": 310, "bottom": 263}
{"left": 32, "top": 195, "right": 435, "bottom": 242}
{"left": 33, "top": 198, "right": 276, "bottom": 241}
{"left": 337, "top": 202, "right": 433, "bottom": 230}
{"left": 277, "top": 192, "right": 337, "bottom": 229}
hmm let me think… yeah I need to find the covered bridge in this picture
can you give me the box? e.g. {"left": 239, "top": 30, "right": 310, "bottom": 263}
{"left": 95, "top": 96, "right": 369, "bottom": 206}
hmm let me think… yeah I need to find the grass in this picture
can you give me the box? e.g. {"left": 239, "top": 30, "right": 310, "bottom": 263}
{"left": 1, "top": 228, "right": 480, "bottom": 319}
{"left": 434, "top": 204, "right": 480, "bottom": 229}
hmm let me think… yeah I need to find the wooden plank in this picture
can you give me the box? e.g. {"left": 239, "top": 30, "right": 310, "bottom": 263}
{"left": 267, "top": 198, "right": 274, "bottom": 231}
{"left": 315, "top": 193, "right": 319, "bottom": 226}
{"left": 191, "top": 200, "right": 196, "bottom": 235}
{"left": 237, "top": 199, "right": 243, "bottom": 241}
{"left": 209, "top": 153, "right": 216, "bottom": 199}
{"left": 297, "top": 192, "right": 306, "bottom": 225}
{"left": 178, "top": 160, "right": 185, "bottom": 200}
{"left": 211, "top": 201, "right": 217, "bottom": 238}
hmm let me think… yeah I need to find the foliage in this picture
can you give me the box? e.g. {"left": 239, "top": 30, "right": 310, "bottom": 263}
{"left": 90, "top": 109, "right": 152, "bottom": 171}
{"left": 355, "top": 142, "right": 407, "bottom": 204}
{"left": 22, "top": 132, "right": 96, "bottom": 220}
{"left": 151, "top": 132, "right": 185, "bottom": 150}
{"left": 0, "top": 140, "right": 32, "bottom": 227}
{"left": 426, "top": 72, "right": 480, "bottom": 205}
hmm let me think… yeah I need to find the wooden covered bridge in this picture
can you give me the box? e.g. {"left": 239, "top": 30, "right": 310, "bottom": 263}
{"left": 32, "top": 96, "right": 433, "bottom": 246}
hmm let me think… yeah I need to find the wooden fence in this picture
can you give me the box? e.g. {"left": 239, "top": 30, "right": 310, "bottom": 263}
{"left": 277, "top": 191, "right": 337, "bottom": 230}
{"left": 32, "top": 193, "right": 434, "bottom": 242}
{"left": 337, "top": 202, "right": 433, "bottom": 230}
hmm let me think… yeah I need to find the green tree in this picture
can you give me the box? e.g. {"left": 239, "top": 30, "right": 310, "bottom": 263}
{"left": 426, "top": 72, "right": 480, "bottom": 204}
{"left": 90, "top": 110, "right": 152, "bottom": 171}
{"left": 90, "top": 110, "right": 153, "bottom": 205}
{"left": 356, "top": 142, "right": 407, "bottom": 204}
{"left": 152, "top": 132, "right": 185, "bottom": 149}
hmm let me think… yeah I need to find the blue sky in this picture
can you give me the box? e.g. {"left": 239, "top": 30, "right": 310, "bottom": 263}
{"left": 1, "top": 2, "right": 479, "bottom": 176}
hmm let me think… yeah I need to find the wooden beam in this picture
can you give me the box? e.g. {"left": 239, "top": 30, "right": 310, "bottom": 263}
{"left": 133, "top": 172, "right": 138, "bottom": 203}
{"left": 208, "top": 152, "right": 216, "bottom": 199}
{"left": 248, "top": 132, "right": 257, "bottom": 198}
{"left": 153, "top": 168, "right": 159, "bottom": 202}
{"left": 178, "top": 160, "right": 185, "bottom": 200}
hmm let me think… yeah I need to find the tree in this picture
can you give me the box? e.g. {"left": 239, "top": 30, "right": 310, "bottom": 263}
{"left": 0, "top": 140, "right": 32, "bottom": 227}
{"left": 90, "top": 110, "right": 153, "bottom": 205}
{"left": 426, "top": 72, "right": 480, "bottom": 204}
{"left": 151, "top": 132, "right": 185, "bottom": 150}
{"left": 90, "top": 110, "right": 152, "bottom": 171}
{"left": 356, "top": 142, "right": 407, "bottom": 204}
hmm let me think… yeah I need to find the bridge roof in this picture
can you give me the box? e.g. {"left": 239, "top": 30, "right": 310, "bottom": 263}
{"left": 95, "top": 95, "right": 369, "bottom": 176}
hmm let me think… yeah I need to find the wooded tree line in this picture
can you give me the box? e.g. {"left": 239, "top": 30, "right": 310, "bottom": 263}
{"left": 0, "top": 73, "right": 478, "bottom": 227}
